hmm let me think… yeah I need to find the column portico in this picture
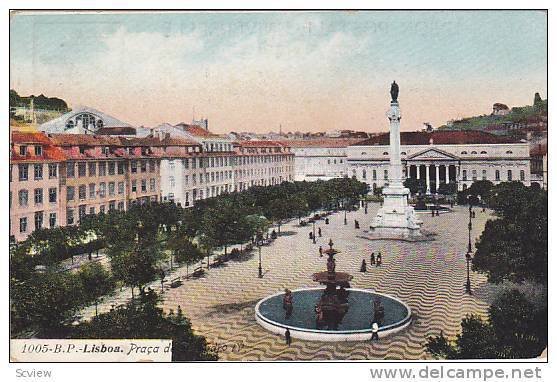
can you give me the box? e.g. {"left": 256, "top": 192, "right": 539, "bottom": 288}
{"left": 435, "top": 164, "right": 440, "bottom": 192}
{"left": 425, "top": 165, "right": 430, "bottom": 194}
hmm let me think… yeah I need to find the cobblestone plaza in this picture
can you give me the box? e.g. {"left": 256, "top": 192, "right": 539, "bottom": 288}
{"left": 153, "top": 204, "right": 497, "bottom": 361}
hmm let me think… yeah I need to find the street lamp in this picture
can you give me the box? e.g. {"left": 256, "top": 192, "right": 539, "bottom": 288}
{"left": 344, "top": 198, "right": 348, "bottom": 225}
{"left": 465, "top": 195, "right": 473, "bottom": 294}
{"left": 258, "top": 243, "right": 263, "bottom": 278}
{"left": 312, "top": 220, "right": 316, "bottom": 244}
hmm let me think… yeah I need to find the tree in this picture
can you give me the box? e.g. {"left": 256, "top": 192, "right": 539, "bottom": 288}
{"left": 437, "top": 182, "right": 457, "bottom": 195}
{"left": 70, "top": 290, "right": 217, "bottom": 361}
{"left": 77, "top": 262, "right": 115, "bottom": 316}
{"left": 168, "top": 229, "right": 204, "bottom": 277}
{"left": 11, "top": 271, "right": 84, "bottom": 337}
{"left": 426, "top": 289, "right": 546, "bottom": 359}
{"left": 265, "top": 198, "right": 291, "bottom": 234}
{"left": 473, "top": 183, "right": 547, "bottom": 285}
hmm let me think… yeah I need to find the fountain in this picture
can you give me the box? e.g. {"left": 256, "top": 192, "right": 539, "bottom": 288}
{"left": 255, "top": 240, "right": 412, "bottom": 341}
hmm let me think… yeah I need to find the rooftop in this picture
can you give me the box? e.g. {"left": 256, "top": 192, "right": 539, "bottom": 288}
{"left": 278, "top": 138, "right": 366, "bottom": 148}
{"left": 351, "top": 131, "right": 522, "bottom": 146}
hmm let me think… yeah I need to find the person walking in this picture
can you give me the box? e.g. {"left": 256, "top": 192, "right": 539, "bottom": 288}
{"left": 285, "top": 328, "right": 292, "bottom": 346}
{"left": 360, "top": 259, "right": 367, "bottom": 272}
{"left": 319, "top": 246, "right": 323, "bottom": 257}
{"left": 376, "top": 252, "right": 382, "bottom": 266}
{"left": 371, "top": 322, "right": 379, "bottom": 341}
{"left": 370, "top": 252, "right": 376, "bottom": 266}
{"left": 318, "top": 227, "right": 322, "bottom": 237}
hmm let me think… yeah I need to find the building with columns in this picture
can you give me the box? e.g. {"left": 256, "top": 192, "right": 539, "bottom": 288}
{"left": 346, "top": 130, "right": 531, "bottom": 193}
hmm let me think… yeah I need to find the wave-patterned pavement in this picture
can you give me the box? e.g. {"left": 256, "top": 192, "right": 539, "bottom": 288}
{"left": 159, "top": 204, "right": 497, "bottom": 361}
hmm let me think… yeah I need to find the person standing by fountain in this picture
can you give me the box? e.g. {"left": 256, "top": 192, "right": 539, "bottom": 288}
{"left": 371, "top": 322, "right": 380, "bottom": 341}
{"left": 377, "top": 252, "right": 382, "bottom": 267}
{"left": 283, "top": 289, "right": 293, "bottom": 319}
{"left": 285, "top": 328, "right": 292, "bottom": 346}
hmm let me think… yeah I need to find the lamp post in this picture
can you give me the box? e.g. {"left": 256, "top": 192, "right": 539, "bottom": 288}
{"left": 258, "top": 243, "right": 263, "bottom": 278}
{"left": 465, "top": 195, "right": 473, "bottom": 294}
{"left": 344, "top": 198, "right": 348, "bottom": 225}
{"left": 312, "top": 220, "right": 316, "bottom": 244}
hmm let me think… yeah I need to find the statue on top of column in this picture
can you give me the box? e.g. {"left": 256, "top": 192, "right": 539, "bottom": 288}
{"left": 390, "top": 81, "right": 399, "bottom": 103}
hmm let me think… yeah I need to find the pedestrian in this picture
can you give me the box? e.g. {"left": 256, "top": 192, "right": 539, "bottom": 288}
{"left": 377, "top": 252, "right": 382, "bottom": 266}
{"left": 371, "top": 322, "right": 379, "bottom": 341}
{"left": 431, "top": 208, "right": 435, "bottom": 217}
{"left": 436, "top": 209, "right": 440, "bottom": 216}
{"left": 285, "top": 328, "right": 292, "bottom": 346}
{"left": 318, "top": 227, "right": 322, "bottom": 237}
{"left": 360, "top": 259, "right": 367, "bottom": 272}
{"left": 319, "top": 246, "right": 323, "bottom": 257}
{"left": 370, "top": 252, "right": 376, "bottom": 266}
{"left": 309, "top": 231, "right": 313, "bottom": 240}
{"left": 325, "top": 218, "right": 329, "bottom": 225}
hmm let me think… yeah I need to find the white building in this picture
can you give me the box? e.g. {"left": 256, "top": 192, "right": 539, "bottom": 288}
{"left": 280, "top": 139, "right": 365, "bottom": 181}
{"left": 346, "top": 130, "right": 531, "bottom": 192}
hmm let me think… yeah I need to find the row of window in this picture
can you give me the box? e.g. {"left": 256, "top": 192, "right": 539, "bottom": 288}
{"left": 16, "top": 187, "right": 57, "bottom": 207}
{"left": 361, "top": 150, "right": 514, "bottom": 156}
{"left": 66, "top": 202, "right": 123, "bottom": 225}
{"left": 327, "top": 159, "right": 344, "bottom": 165}
{"left": 18, "top": 145, "right": 43, "bottom": 156}
{"left": 66, "top": 179, "right": 157, "bottom": 201}
{"left": 19, "top": 211, "right": 56, "bottom": 233}
{"left": 354, "top": 169, "right": 388, "bottom": 180}
{"left": 462, "top": 169, "right": 525, "bottom": 182}
{"left": 15, "top": 163, "right": 57, "bottom": 181}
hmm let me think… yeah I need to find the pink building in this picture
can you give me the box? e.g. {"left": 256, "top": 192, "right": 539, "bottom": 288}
{"left": 10, "top": 132, "right": 66, "bottom": 242}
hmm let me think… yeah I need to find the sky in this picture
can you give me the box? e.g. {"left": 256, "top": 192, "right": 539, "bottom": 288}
{"left": 10, "top": 11, "right": 547, "bottom": 134}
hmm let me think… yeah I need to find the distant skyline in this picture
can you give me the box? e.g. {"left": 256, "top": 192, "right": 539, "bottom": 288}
{"left": 10, "top": 11, "right": 547, "bottom": 133}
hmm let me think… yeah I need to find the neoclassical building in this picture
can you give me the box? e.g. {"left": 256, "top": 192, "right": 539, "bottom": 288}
{"left": 346, "top": 130, "right": 531, "bottom": 192}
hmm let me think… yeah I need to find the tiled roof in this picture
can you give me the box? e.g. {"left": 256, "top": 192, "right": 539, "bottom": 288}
{"left": 48, "top": 134, "right": 122, "bottom": 146}
{"left": 176, "top": 123, "right": 219, "bottom": 138}
{"left": 279, "top": 138, "right": 366, "bottom": 148}
{"left": 235, "top": 140, "right": 285, "bottom": 148}
{"left": 120, "top": 136, "right": 199, "bottom": 147}
{"left": 530, "top": 143, "right": 547, "bottom": 156}
{"left": 96, "top": 126, "right": 137, "bottom": 136}
{"left": 351, "top": 131, "right": 521, "bottom": 146}
{"left": 11, "top": 131, "right": 66, "bottom": 162}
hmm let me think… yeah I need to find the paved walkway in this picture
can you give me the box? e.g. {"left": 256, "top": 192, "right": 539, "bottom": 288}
{"left": 158, "top": 204, "right": 499, "bottom": 360}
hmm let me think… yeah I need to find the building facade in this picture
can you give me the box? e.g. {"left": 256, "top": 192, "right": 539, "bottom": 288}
{"left": 10, "top": 132, "right": 66, "bottom": 242}
{"left": 347, "top": 131, "right": 531, "bottom": 192}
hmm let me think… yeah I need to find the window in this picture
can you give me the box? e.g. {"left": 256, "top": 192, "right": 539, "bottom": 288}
{"left": 88, "top": 162, "right": 96, "bottom": 176}
{"left": 118, "top": 182, "right": 124, "bottom": 195}
{"left": 506, "top": 150, "right": 513, "bottom": 154}
{"left": 117, "top": 162, "right": 124, "bottom": 175}
{"left": 99, "top": 162, "right": 106, "bottom": 176}
{"left": 401, "top": 152, "right": 406, "bottom": 156}
{"left": 141, "top": 161, "right": 147, "bottom": 173}
{"left": 67, "top": 186, "right": 75, "bottom": 201}
{"left": 117, "top": 201, "right": 125, "bottom": 211}
{"left": 461, "top": 151, "right": 467, "bottom": 155}
{"left": 472, "top": 170, "right": 477, "bottom": 181}
{"left": 141, "top": 179, "right": 147, "bottom": 192}
{"left": 108, "top": 162, "right": 115, "bottom": 175}
{"left": 89, "top": 183, "right": 96, "bottom": 199}
{"left": 96, "top": 120, "right": 104, "bottom": 129}
{"left": 19, "top": 164, "right": 29, "bottom": 181}
{"left": 169, "top": 160, "right": 175, "bottom": 170}
{"left": 108, "top": 182, "right": 115, "bottom": 196}
{"left": 34, "top": 188, "right": 43, "bottom": 204}
{"left": 481, "top": 151, "right": 487, "bottom": 154}
{"left": 48, "top": 164, "right": 57, "bottom": 178}
{"left": 169, "top": 176, "right": 175, "bottom": 189}
{"left": 33, "top": 164, "right": 43, "bottom": 180}
{"left": 507, "top": 170, "right": 513, "bottom": 181}
{"left": 131, "top": 161, "right": 138, "bottom": 173}
{"left": 65, "top": 120, "right": 74, "bottom": 130}
{"left": 362, "top": 169, "right": 367, "bottom": 179}
{"left": 34, "top": 211, "right": 43, "bottom": 230}
{"left": 78, "top": 205, "right": 86, "bottom": 221}
{"left": 149, "top": 160, "right": 155, "bottom": 173}
{"left": 19, "top": 145, "right": 27, "bottom": 156}
{"left": 109, "top": 201, "right": 116, "bottom": 210}
{"left": 132, "top": 180, "right": 137, "bottom": 192}
{"left": 49, "top": 213, "right": 56, "bottom": 228}
{"left": 89, "top": 207, "right": 95, "bottom": 215}
{"left": 462, "top": 184, "right": 468, "bottom": 190}
{"left": 495, "top": 170, "right": 500, "bottom": 181}
{"left": 99, "top": 205, "right": 105, "bottom": 214}
{"left": 19, "top": 217, "right": 27, "bottom": 233}
{"left": 18, "top": 190, "right": 28, "bottom": 207}
{"left": 66, "top": 162, "right": 75, "bottom": 178}
{"left": 462, "top": 170, "right": 467, "bottom": 181}
{"left": 373, "top": 170, "right": 377, "bottom": 180}
{"left": 78, "top": 162, "right": 86, "bottom": 177}
{"left": 49, "top": 188, "right": 57, "bottom": 203}
{"left": 99, "top": 182, "right": 106, "bottom": 197}
{"left": 482, "top": 170, "right": 487, "bottom": 180}
{"left": 79, "top": 185, "right": 86, "bottom": 200}
{"left": 471, "top": 151, "right": 477, "bottom": 155}
{"left": 383, "top": 152, "right": 389, "bottom": 155}
{"left": 150, "top": 178, "right": 156, "bottom": 192}
{"left": 384, "top": 169, "right": 388, "bottom": 180}
{"left": 184, "top": 158, "right": 189, "bottom": 169}
{"left": 520, "top": 170, "right": 525, "bottom": 181}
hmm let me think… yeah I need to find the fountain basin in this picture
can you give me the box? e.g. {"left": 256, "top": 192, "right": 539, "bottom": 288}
{"left": 255, "top": 287, "right": 412, "bottom": 342}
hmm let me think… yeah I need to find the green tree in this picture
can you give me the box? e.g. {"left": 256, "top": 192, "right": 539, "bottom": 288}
{"left": 404, "top": 178, "right": 426, "bottom": 195}
{"left": 77, "top": 262, "right": 115, "bottom": 316}
{"left": 70, "top": 290, "right": 217, "bottom": 361}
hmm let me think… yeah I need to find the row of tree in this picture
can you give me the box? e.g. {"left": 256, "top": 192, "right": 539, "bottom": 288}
{"left": 426, "top": 181, "right": 547, "bottom": 359}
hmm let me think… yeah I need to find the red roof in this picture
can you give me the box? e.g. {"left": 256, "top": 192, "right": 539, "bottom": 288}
{"left": 11, "top": 131, "right": 66, "bottom": 162}
{"left": 235, "top": 140, "right": 285, "bottom": 148}
{"left": 530, "top": 143, "right": 547, "bottom": 156}
{"left": 120, "top": 136, "right": 199, "bottom": 147}
{"left": 352, "top": 131, "right": 521, "bottom": 146}
{"left": 48, "top": 134, "right": 122, "bottom": 146}
{"left": 176, "top": 123, "right": 219, "bottom": 138}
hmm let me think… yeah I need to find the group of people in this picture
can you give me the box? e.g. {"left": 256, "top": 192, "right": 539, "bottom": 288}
{"left": 309, "top": 227, "right": 323, "bottom": 241}
{"left": 360, "top": 252, "right": 383, "bottom": 272}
